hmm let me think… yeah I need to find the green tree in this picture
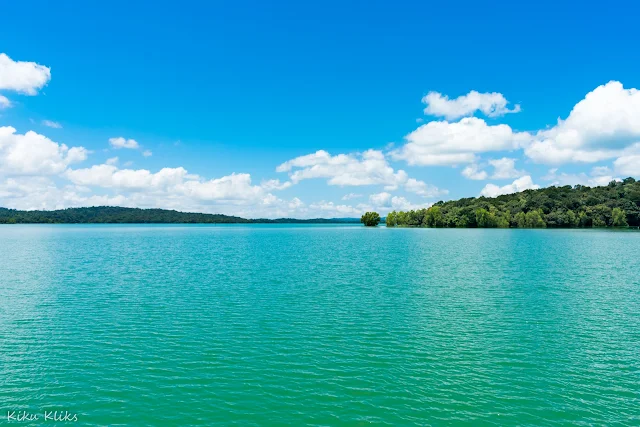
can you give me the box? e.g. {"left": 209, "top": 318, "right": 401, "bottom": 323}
{"left": 386, "top": 211, "right": 397, "bottom": 227}
{"left": 496, "top": 214, "right": 510, "bottom": 228}
{"left": 514, "top": 211, "right": 526, "bottom": 228}
{"left": 361, "top": 212, "right": 381, "bottom": 227}
{"left": 476, "top": 208, "right": 497, "bottom": 228}
{"left": 525, "top": 210, "right": 546, "bottom": 228}
{"left": 423, "top": 206, "right": 444, "bottom": 227}
{"left": 612, "top": 207, "right": 628, "bottom": 227}
{"left": 396, "top": 211, "right": 408, "bottom": 226}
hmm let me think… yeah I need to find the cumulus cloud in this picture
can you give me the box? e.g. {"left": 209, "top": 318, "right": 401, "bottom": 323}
{"left": 489, "top": 157, "right": 526, "bottom": 179}
{"left": 5, "top": 76, "right": 640, "bottom": 218}
{"left": 525, "top": 81, "right": 640, "bottom": 164}
{"left": 307, "top": 201, "right": 361, "bottom": 216}
{"left": 404, "top": 178, "right": 448, "bottom": 197}
{"left": 260, "top": 179, "right": 292, "bottom": 191}
{"left": 0, "top": 126, "right": 87, "bottom": 175}
{"left": 306, "top": 194, "right": 431, "bottom": 218}
{"left": 142, "top": 149, "right": 152, "bottom": 157}
{"left": 63, "top": 162, "right": 289, "bottom": 210}
{"left": 365, "top": 192, "right": 432, "bottom": 212}
{"left": 109, "top": 137, "right": 140, "bottom": 150}
{"left": 65, "top": 164, "right": 190, "bottom": 191}
{"left": 401, "top": 81, "right": 640, "bottom": 170}
{"left": 392, "top": 117, "right": 531, "bottom": 166}
{"left": 42, "top": 120, "right": 62, "bottom": 129}
{"left": 369, "top": 191, "right": 392, "bottom": 207}
{"left": 0, "top": 176, "right": 127, "bottom": 211}
{"left": 423, "top": 90, "right": 521, "bottom": 120}
{"left": 0, "top": 95, "right": 10, "bottom": 109}
{"left": 614, "top": 155, "right": 640, "bottom": 177}
{"left": 178, "top": 173, "right": 265, "bottom": 202}
{"left": 461, "top": 164, "right": 488, "bottom": 180}
{"left": 0, "top": 53, "right": 51, "bottom": 95}
{"left": 385, "top": 196, "right": 433, "bottom": 211}
{"left": 288, "top": 197, "right": 304, "bottom": 209}
{"left": 276, "top": 149, "right": 409, "bottom": 188}
{"left": 480, "top": 176, "right": 540, "bottom": 197}
{"left": 341, "top": 193, "right": 362, "bottom": 200}
{"left": 542, "top": 167, "right": 620, "bottom": 187}
{"left": 0, "top": 168, "right": 317, "bottom": 218}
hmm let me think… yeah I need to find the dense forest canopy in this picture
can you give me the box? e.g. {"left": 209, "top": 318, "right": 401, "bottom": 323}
{"left": 0, "top": 206, "right": 359, "bottom": 224}
{"left": 386, "top": 178, "right": 640, "bottom": 228}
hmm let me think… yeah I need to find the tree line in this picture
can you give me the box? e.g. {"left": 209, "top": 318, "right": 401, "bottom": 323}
{"left": 0, "top": 206, "right": 360, "bottom": 224}
{"left": 386, "top": 177, "right": 640, "bottom": 228}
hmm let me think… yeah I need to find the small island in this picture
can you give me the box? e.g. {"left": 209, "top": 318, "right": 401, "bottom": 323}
{"left": 361, "top": 212, "right": 381, "bottom": 227}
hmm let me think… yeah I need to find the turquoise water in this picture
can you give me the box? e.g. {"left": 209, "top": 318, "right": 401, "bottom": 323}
{"left": 1, "top": 225, "right": 639, "bottom": 426}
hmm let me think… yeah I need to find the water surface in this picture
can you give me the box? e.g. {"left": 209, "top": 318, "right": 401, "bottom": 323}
{"left": 1, "top": 225, "right": 639, "bottom": 425}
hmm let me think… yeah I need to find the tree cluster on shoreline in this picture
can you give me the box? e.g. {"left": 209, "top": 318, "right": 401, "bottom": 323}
{"left": 386, "top": 178, "right": 640, "bottom": 228}
{"left": 361, "top": 212, "right": 381, "bottom": 226}
{"left": 0, "top": 206, "right": 359, "bottom": 224}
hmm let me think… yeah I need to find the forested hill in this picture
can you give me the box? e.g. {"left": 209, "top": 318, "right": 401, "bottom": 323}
{"left": 386, "top": 177, "right": 640, "bottom": 228}
{"left": 0, "top": 206, "right": 359, "bottom": 224}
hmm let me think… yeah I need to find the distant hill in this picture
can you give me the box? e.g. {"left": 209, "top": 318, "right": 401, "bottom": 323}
{"left": 0, "top": 206, "right": 360, "bottom": 224}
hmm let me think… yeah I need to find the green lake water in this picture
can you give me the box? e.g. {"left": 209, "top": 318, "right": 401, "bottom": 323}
{"left": 1, "top": 225, "right": 639, "bottom": 425}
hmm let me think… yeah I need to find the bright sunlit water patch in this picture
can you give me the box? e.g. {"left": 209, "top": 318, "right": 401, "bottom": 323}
{"left": 1, "top": 225, "right": 639, "bottom": 425}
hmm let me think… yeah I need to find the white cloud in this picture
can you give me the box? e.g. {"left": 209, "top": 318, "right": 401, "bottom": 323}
{"left": 0, "top": 126, "right": 88, "bottom": 175}
{"left": 0, "top": 95, "right": 10, "bottom": 109}
{"left": 341, "top": 193, "right": 362, "bottom": 200}
{"left": 178, "top": 173, "right": 264, "bottom": 202}
{"left": 0, "top": 176, "right": 126, "bottom": 211}
{"left": 142, "top": 149, "right": 152, "bottom": 157}
{"left": 261, "top": 179, "right": 292, "bottom": 191}
{"left": 304, "top": 193, "right": 432, "bottom": 218}
{"left": 369, "top": 191, "right": 392, "bottom": 207}
{"left": 42, "top": 120, "right": 62, "bottom": 129}
{"left": 461, "top": 163, "right": 488, "bottom": 180}
{"left": 288, "top": 197, "right": 304, "bottom": 209}
{"left": 542, "top": 167, "right": 620, "bottom": 187}
{"left": 404, "top": 178, "right": 448, "bottom": 197}
{"left": 308, "top": 201, "right": 361, "bottom": 216}
{"left": 423, "top": 90, "right": 521, "bottom": 120}
{"left": 613, "top": 155, "right": 640, "bottom": 177}
{"left": 0, "top": 168, "right": 316, "bottom": 218}
{"left": 0, "top": 53, "right": 51, "bottom": 95}
{"left": 64, "top": 163, "right": 268, "bottom": 205}
{"left": 109, "top": 137, "right": 140, "bottom": 150}
{"left": 65, "top": 164, "right": 192, "bottom": 191}
{"left": 277, "top": 149, "right": 409, "bottom": 188}
{"left": 480, "top": 176, "right": 540, "bottom": 197}
{"left": 525, "top": 81, "right": 640, "bottom": 164}
{"left": 401, "top": 82, "right": 640, "bottom": 170}
{"left": 392, "top": 117, "right": 531, "bottom": 166}
{"left": 365, "top": 192, "right": 433, "bottom": 212}
{"left": 6, "top": 79, "right": 640, "bottom": 219}
{"left": 386, "top": 196, "right": 433, "bottom": 211}
{"left": 489, "top": 157, "right": 526, "bottom": 179}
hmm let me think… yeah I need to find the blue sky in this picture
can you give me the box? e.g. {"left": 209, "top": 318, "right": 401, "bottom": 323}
{"left": 1, "top": 1, "right": 640, "bottom": 217}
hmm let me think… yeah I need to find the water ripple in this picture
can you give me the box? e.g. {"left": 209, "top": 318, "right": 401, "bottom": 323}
{"left": 0, "top": 225, "right": 639, "bottom": 425}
